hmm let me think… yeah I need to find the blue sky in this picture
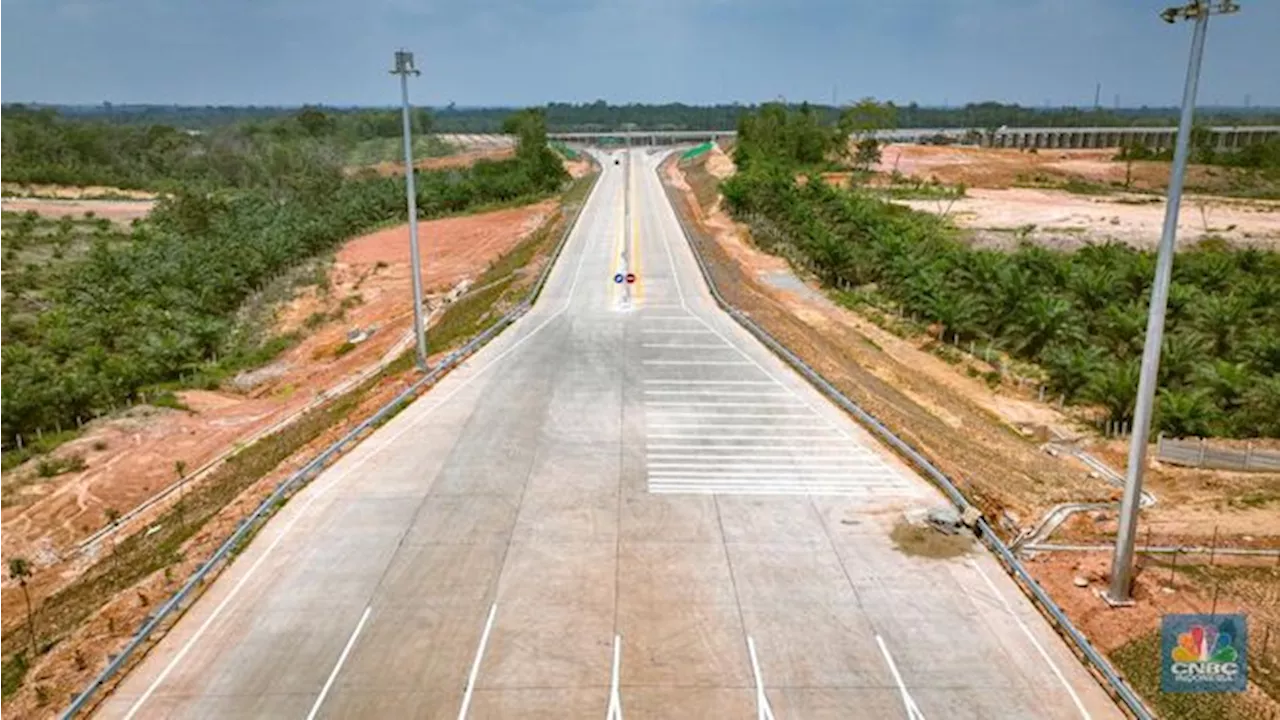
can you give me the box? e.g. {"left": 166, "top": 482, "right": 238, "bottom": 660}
{"left": 3, "top": 0, "right": 1277, "bottom": 108}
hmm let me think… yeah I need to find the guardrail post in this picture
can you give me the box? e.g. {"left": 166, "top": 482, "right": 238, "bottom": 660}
{"left": 1198, "top": 437, "right": 1207, "bottom": 467}
{"left": 1244, "top": 442, "right": 1253, "bottom": 470}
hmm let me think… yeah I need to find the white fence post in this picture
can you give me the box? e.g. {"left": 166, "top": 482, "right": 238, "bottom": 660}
{"left": 1198, "top": 437, "right": 1207, "bottom": 467}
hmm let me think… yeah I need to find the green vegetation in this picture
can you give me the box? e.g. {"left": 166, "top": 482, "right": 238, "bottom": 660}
{"left": 1111, "top": 631, "right": 1267, "bottom": 720}
{"left": 29, "top": 101, "right": 1280, "bottom": 133}
{"left": 345, "top": 134, "right": 456, "bottom": 166}
{"left": 1118, "top": 134, "right": 1280, "bottom": 199}
{"left": 0, "top": 369, "right": 382, "bottom": 700}
{"left": 719, "top": 105, "right": 1280, "bottom": 439}
{"left": 1, "top": 107, "right": 569, "bottom": 453}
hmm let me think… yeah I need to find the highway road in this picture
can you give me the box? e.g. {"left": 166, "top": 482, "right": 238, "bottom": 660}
{"left": 98, "top": 149, "right": 1124, "bottom": 719}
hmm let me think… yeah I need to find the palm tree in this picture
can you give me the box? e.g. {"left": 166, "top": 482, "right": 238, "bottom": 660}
{"left": 1159, "top": 331, "right": 1210, "bottom": 389}
{"left": 1156, "top": 388, "right": 1221, "bottom": 438}
{"left": 1237, "top": 375, "right": 1280, "bottom": 437}
{"left": 1009, "top": 294, "right": 1079, "bottom": 358}
{"left": 1195, "top": 360, "right": 1252, "bottom": 413}
{"left": 1042, "top": 344, "right": 1102, "bottom": 402}
{"left": 1085, "top": 359, "right": 1141, "bottom": 424}
{"left": 8, "top": 557, "right": 38, "bottom": 657}
{"left": 1192, "top": 293, "right": 1249, "bottom": 356}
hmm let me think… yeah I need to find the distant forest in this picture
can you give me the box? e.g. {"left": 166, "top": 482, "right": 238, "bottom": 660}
{"left": 18, "top": 101, "right": 1280, "bottom": 133}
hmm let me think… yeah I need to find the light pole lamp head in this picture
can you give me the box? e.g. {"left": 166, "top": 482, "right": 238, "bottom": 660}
{"left": 391, "top": 49, "right": 421, "bottom": 76}
{"left": 1160, "top": 0, "right": 1240, "bottom": 22}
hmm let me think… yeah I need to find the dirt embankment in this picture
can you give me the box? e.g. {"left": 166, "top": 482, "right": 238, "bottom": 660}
{"left": 351, "top": 147, "right": 516, "bottom": 177}
{"left": 1, "top": 200, "right": 557, "bottom": 613}
{"left": 665, "top": 155, "right": 1115, "bottom": 526}
{"left": 1, "top": 185, "right": 158, "bottom": 224}
{"left": 668, "top": 153, "right": 1279, "bottom": 718}
{"left": 896, "top": 187, "right": 1280, "bottom": 251}
{"left": 876, "top": 144, "right": 1207, "bottom": 192}
{"left": 872, "top": 144, "right": 1280, "bottom": 250}
{"left": 0, "top": 177, "right": 592, "bottom": 716}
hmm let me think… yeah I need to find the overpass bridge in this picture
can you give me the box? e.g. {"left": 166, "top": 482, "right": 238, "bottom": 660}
{"left": 548, "top": 125, "right": 1280, "bottom": 150}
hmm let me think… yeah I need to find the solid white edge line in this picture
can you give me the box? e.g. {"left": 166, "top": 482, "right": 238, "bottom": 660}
{"left": 304, "top": 605, "right": 373, "bottom": 720}
{"left": 605, "top": 634, "right": 624, "bottom": 720}
{"left": 746, "top": 636, "right": 776, "bottom": 720}
{"left": 457, "top": 603, "right": 499, "bottom": 720}
{"left": 123, "top": 164, "right": 604, "bottom": 716}
{"left": 969, "top": 561, "right": 1093, "bottom": 720}
{"left": 875, "top": 634, "right": 926, "bottom": 720}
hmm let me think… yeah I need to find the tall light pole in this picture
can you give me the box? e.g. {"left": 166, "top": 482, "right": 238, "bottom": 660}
{"left": 391, "top": 49, "right": 429, "bottom": 371}
{"left": 1105, "top": 0, "right": 1239, "bottom": 605}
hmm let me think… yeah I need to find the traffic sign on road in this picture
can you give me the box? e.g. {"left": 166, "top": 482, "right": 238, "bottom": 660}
{"left": 613, "top": 273, "right": 624, "bottom": 284}
{"left": 626, "top": 273, "right": 636, "bottom": 284}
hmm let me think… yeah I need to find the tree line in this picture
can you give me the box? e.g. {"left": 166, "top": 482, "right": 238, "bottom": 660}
{"left": 1, "top": 109, "right": 568, "bottom": 447}
{"left": 719, "top": 104, "right": 1280, "bottom": 439}
{"left": 12, "top": 100, "right": 1280, "bottom": 134}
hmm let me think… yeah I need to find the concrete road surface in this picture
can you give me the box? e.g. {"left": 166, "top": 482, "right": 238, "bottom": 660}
{"left": 98, "top": 149, "right": 1124, "bottom": 719}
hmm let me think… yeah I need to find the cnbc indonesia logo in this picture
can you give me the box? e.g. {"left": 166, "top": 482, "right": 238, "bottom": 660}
{"left": 1162, "top": 614, "right": 1248, "bottom": 693}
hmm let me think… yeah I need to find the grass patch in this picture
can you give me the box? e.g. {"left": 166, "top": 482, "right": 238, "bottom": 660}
{"left": 1111, "top": 631, "right": 1265, "bottom": 720}
{"left": 35, "top": 454, "right": 86, "bottom": 478}
{"left": 1, "top": 653, "right": 29, "bottom": 699}
{"left": 148, "top": 391, "right": 191, "bottom": 413}
{"left": 889, "top": 519, "right": 973, "bottom": 559}
{"left": 2, "top": 429, "right": 80, "bottom": 472}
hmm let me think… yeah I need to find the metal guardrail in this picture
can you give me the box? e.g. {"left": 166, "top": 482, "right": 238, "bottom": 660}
{"left": 659, "top": 166, "right": 1154, "bottom": 720}
{"left": 60, "top": 167, "right": 599, "bottom": 719}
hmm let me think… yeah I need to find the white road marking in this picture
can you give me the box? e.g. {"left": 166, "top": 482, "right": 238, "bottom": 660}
{"left": 645, "top": 412, "right": 817, "bottom": 419}
{"left": 647, "top": 453, "right": 866, "bottom": 462}
{"left": 650, "top": 486, "right": 882, "bottom": 496}
{"left": 647, "top": 464, "right": 874, "bottom": 474}
{"left": 605, "top": 634, "right": 624, "bottom": 720}
{"left": 642, "top": 359, "right": 753, "bottom": 366}
{"left": 644, "top": 401, "right": 806, "bottom": 408}
{"left": 458, "top": 603, "right": 499, "bottom": 720}
{"left": 647, "top": 430, "right": 841, "bottom": 438}
{"left": 304, "top": 605, "right": 373, "bottom": 720}
{"left": 642, "top": 343, "right": 733, "bottom": 349}
{"left": 640, "top": 328, "right": 716, "bottom": 334}
{"left": 969, "top": 562, "right": 1093, "bottom": 720}
{"left": 747, "top": 637, "right": 777, "bottom": 720}
{"left": 643, "top": 390, "right": 795, "bottom": 398}
{"left": 646, "top": 190, "right": 904, "bottom": 476}
{"left": 643, "top": 315, "right": 702, "bottom": 321}
{"left": 648, "top": 421, "right": 830, "bottom": 429}
{"left": 120, "top": 172, "right": 604, "bottom": 716}
{"left": 643, "top": 379, "right": 776, "bottom": 385}
{"left": 875, "top": 634, "right": 927, "bottom": 720}
{"left": 646, "top": 443, "right": 854, "bottom": 451}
